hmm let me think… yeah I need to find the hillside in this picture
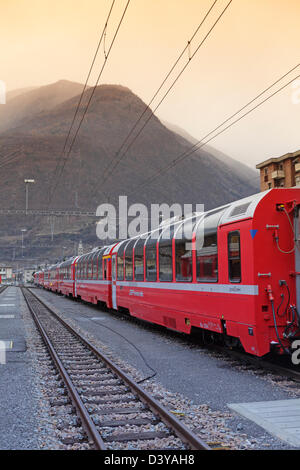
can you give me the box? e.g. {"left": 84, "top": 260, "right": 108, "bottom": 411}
{"left": 0, "top": 81, "right": 259, "bottom": 263}
{"left": 163, "top": 121, "right": 259, "bottom": 184}
{"left": 0, "top": 80, "right": 85, "bottom": 133}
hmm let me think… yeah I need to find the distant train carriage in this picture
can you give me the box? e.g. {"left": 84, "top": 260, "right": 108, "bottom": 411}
{"left": 57, "top": 257, "right": 78, "bottom": 297}
{"left": 75, "top": 247, "right": 111, "bottom": 307}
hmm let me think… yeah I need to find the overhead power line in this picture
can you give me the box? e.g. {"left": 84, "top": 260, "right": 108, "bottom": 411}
{"left": 60, "top": 0, "right": 116, "bottom": 159}
{"left": 127, "top": 64, "right": 300, "bottom": 198}
{"left": 48, "top": 0, "right": 130, "bottom": 206}
{"left": 100, "top": 0, "right": 233, "bottom": 188}
{"left": 48, "top": 0, "right": 116, "bottom": 204}
{"left": 98, "top": 0, "right": 219, "bottom": 187}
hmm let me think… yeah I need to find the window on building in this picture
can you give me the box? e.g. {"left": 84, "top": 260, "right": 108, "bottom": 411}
{"left": 134, "top": 238, "right": 145, "bottom": 281}
{"left": 228, "top": 231, "right": 241, "bottom": 283}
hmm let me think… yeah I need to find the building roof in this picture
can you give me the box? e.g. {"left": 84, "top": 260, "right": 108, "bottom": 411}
{"left": 256, "top": 150, "right": 300, "bottom": 169}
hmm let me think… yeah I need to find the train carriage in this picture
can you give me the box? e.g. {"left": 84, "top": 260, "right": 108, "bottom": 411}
{"left": 57, "top": 257, "right": 78, "bottom": 297}
{"left": 39, "top": 188, "right": 300, "bottom": 358}
{"left": 104, "top": 188, "right": 300, "bottom": 357}
{"left": 44, "top": 264, "right": 60, "bottom": 291}
{"left": 75, "top": 246, "right": 112, "bottom": 307}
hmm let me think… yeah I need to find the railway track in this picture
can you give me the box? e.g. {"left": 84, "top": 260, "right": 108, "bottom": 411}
{"left": 22, "top": 287, "right": 210, "bottom": 451}
{"left": 208, "top": 345, "right": 300, "bottom": 385}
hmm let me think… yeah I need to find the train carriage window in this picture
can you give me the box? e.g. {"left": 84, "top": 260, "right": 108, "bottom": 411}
{"left": 159, "top": 241, "right": 173, "bottom": 281}
{"left": 145, "top": 233, "right": 159, "bottom": 281}
{"left": 92, "top": 252, "right": 98, "bottom": 280}
{"left": 88, "top": 254, "right": 93, "bottom": 279}
{"left": 82, "top": 257, "right": 85, "bottom": 279}
{"left": 159, "top": 225, "right": 175, "bottom": 282}
{"left": 117, "top": 243, "right": 126, "bottom": 281}
{"left": 175, "top": 241, "right": 192, "bottom": 281}
{"left": 175, "top": 218, "right": 195, "bottom": 282}
{"left": 97, "top": 250, "right": 104, "bottom": 280}
{"left": 134, "top": 238, "right": 145, "bottom": 281}
{"left": 125, "top": 240, "right": 135, "bottom": 281}
{"left": 80, "top": 258, "right": 83, "bottom": 279}
{"left": 104, "top": 259, "right": 107, "bottom": 280}
{"left": 228, "top": 231, "right": 241, "bottom": 283}
{"left": 195, "top": 212, "right": 221, "bottom": 283}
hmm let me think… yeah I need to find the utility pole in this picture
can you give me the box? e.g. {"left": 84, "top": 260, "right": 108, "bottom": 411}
{"left": 21, "top": 228, "right": 27, "bottom": 258}
{"left": 24, "top": 179, "right": 35, "bottom": 215}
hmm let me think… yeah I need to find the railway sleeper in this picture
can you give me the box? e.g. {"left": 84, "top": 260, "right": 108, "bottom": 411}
{"left": 103, "top": 431, "right": 171, "bottom": 443}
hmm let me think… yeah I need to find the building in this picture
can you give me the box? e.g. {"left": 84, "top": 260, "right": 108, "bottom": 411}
{"left": 14, "top": 268, "right": 35, "bottom": 284}
{"left": 0, "top": 266, "right": 13, "bottom": 282}
{"left": 23, "top": 269, "right": 35, "bottom": 284}
{"left": 256, "top": 150, "right": 300, "bottom": 192}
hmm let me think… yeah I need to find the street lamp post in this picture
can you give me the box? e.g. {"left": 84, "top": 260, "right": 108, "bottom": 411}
{"left": 24, "top": 179, "right": 35, "bottom": 215}
{"left": 21, "top": 228, "right": 27, "bottom": 258}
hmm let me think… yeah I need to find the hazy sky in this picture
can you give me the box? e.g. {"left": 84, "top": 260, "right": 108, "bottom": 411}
{"left": 1, "top": 0, "right": 299, "bottom": 169}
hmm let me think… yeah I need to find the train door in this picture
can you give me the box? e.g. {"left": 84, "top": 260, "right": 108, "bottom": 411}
{"left": 111, "top": 254, "right": 117, "bottom": 309}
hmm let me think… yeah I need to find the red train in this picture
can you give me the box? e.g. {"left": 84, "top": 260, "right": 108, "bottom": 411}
{"left": 34, "top": 188, "right": 300, "bottom": 357}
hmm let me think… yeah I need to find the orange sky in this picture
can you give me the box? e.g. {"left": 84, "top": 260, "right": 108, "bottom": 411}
{"left": 0, "top": 0, "right": 299, "bottom": 168}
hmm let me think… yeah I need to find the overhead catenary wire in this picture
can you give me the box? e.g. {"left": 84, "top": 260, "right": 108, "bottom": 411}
{"left": 98, "top": 0, "right": 221, "bottom": 187}
{"left": 48, "top": 0, "right": 116, "bottom": 205}
{"left": 126, "top": 65, "right": 300, "bottom": 199}
{"left": 0, "top": 149, "right": 23, "bottom": 169}
{"left": 55, "top": 0, "right": 116, "bottom": 164}
{"left": 48, "top": 0, "right": 130, "bottom": 207}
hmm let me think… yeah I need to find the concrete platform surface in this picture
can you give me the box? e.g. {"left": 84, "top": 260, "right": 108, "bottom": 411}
{"left": 229, "top": 399, "right": 300, "bottom": 447}
{"left": 0, "top": 286, "right": 39, "bottom": 449}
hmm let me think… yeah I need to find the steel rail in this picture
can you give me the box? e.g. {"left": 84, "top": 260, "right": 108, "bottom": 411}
{"left": 23, "top": 287, "right": 210, "bottom": 450}
{"left": 210, "top": 345, "right": 300, "bottom": 383}
{"left": 22, "top": 288, "right": 106, "bottom": 450}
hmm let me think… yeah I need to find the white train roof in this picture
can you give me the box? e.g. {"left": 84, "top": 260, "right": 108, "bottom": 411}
{"left": 218, "top": 190, "right": 269, "bottom": 225}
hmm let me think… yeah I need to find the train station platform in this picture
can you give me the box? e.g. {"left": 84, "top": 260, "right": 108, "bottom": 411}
{"left": 229, "top": 399, "right": 300, "bottom": 448}
{"left": 0, "top": 286, "right": 39, "bottom": 449}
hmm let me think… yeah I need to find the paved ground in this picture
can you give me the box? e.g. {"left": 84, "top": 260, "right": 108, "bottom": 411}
{"left": 0, "top": 287, "right": 39, "bottom": 450}
{"left": 34, "top": 287, "right": 300, "bottom": 449}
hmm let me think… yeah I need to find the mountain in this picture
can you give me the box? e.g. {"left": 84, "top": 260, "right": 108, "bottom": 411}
{"left": 0, "top": 81, "right": 260, "bottom": 263}
{"left": 6, "top": 87, "right": 37, "bottom": 101}
{"left": 0, "top": 80, "right": 85, "bottom": 133}
{"left": 163, "top": 121, "right": 259, "bottom": 184}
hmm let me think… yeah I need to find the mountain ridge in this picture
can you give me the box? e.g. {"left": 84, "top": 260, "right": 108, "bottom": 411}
{"left": 0, "top": 80, "right": 259, "bottom": 262}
